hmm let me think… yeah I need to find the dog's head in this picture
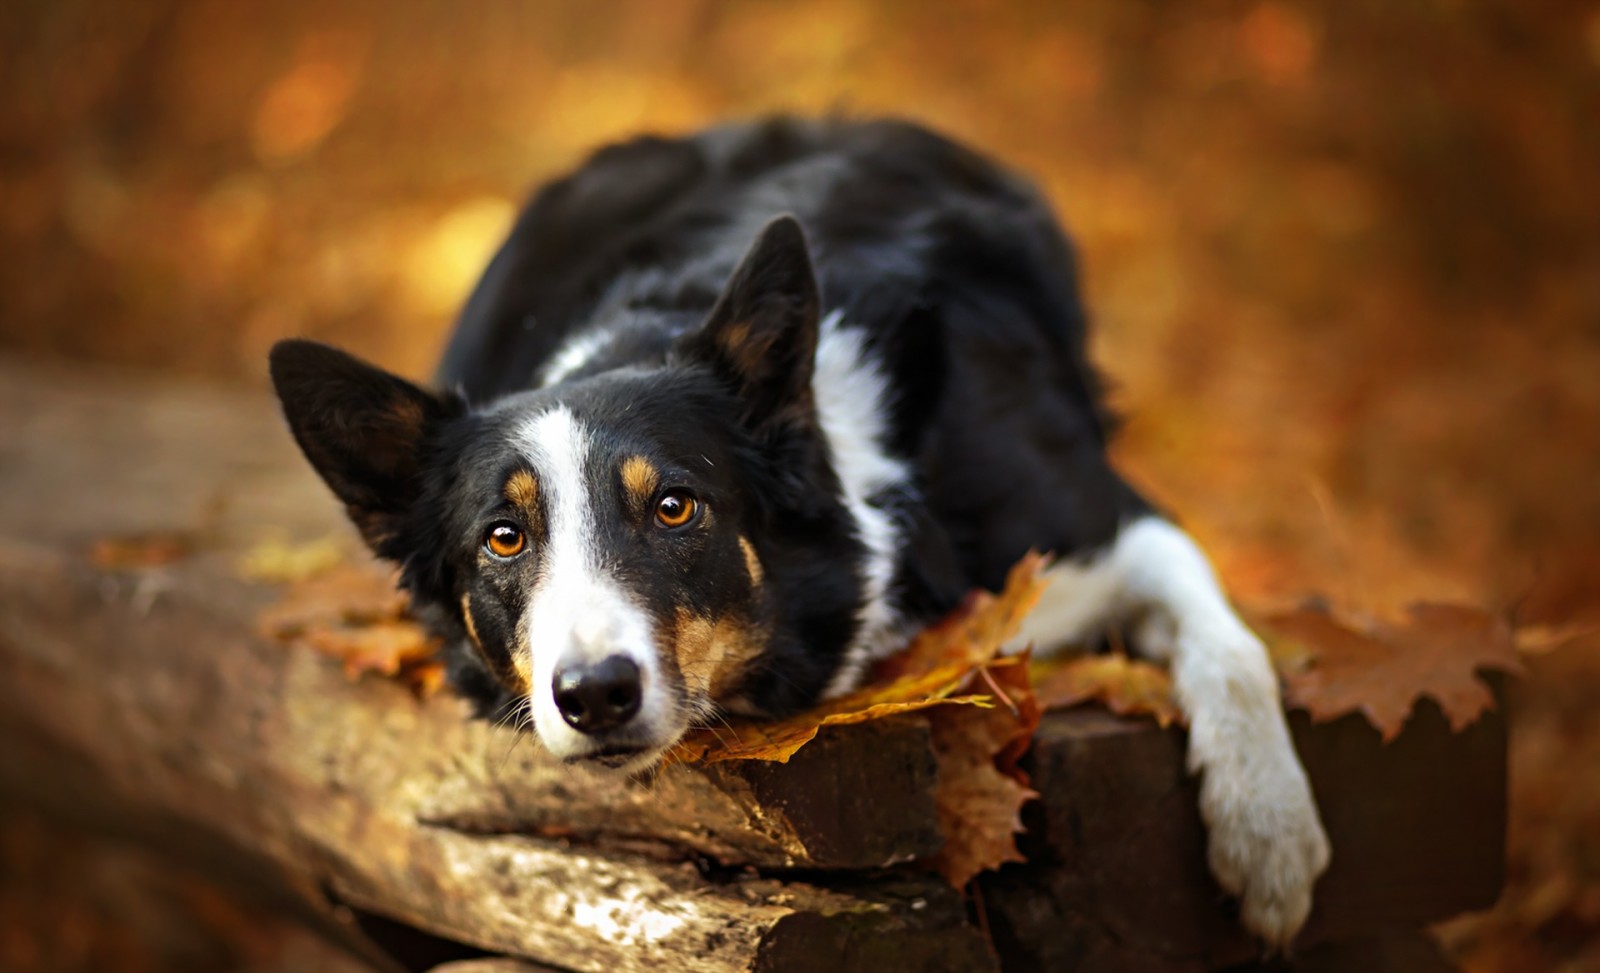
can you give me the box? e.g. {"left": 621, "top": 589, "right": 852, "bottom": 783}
{"left": 270, "top": 217, "right": 861, "bottom": 771}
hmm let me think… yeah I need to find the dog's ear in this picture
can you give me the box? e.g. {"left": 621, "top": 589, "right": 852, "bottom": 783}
{"left": 269, "top": 340, "right": 460, "bottom": 550}
{"left": 677, "top": 215, "right": 820, "bottom": 431}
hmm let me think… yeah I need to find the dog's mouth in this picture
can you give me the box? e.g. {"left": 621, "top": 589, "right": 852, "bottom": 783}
{"left": 562, "top": 740, "right": 670, "bottom": 773}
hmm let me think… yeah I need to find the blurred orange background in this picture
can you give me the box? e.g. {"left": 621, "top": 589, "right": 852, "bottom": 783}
{"left": 1, "top": 1, "right": 1597, "bottom": 970}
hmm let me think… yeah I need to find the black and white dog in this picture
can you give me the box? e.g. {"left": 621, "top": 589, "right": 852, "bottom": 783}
{"left": 270, "top": 118, "right": 1329, "bottom": 944}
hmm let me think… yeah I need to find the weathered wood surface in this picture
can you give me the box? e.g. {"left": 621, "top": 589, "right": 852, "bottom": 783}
{"left": 983, "top": 698, "right": 1506, "bottom": 971}
{"left": 0, "top": 358, "right": 1507, "bottom": 972}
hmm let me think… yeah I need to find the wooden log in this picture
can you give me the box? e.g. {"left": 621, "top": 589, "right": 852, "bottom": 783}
{"left": 0, "top": 530, "right": 989, "bottom": 973}
{"left": 0, "top": 357, "right": 941, "bottom": 872}
{"left": 0, "top": 359, "right": 985, "bottom": 972}
{"left": 0, "top": 358, "right": 1507, "bottom": 971}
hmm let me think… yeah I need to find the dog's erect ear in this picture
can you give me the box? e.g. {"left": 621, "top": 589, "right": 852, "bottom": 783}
{"left": 676, "top": 215, "right": 820, "bottom": 430}
{"left": 269, "top": 340, "right": 459, "bottom": 550}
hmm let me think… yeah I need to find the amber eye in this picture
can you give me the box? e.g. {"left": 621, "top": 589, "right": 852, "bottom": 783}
{"left": 484, "top": 523, "right": 526, "bottom": 558}
{"left": 654, "top": 491, "right": 698, "bottom": 529}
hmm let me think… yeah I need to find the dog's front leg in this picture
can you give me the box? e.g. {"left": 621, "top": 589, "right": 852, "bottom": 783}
{"left": 1016, "top": 516, "right": 1331, "bottom": 947}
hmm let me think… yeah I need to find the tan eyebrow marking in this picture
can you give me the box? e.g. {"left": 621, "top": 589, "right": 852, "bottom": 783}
{"left": 620, "top": 455, "right": 660, "bottom": 508}
{"left": 504, "top": 469, "right": 539, "bottom": 512}
{"left": 738, "top": 535, "right": 763, "bottom": 587}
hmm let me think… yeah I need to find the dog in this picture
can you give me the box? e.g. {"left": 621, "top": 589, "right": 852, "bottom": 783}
{"left": 269, "top": 117, "right": 1329, "bottom": 946}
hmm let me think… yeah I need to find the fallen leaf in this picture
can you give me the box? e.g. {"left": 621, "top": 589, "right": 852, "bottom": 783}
{"left": 1508, "top": 549, "right": 1600, "bottom": 656}
{"left": 259, "top": 562, "right": 443, "bottom": 697}
{"left": 305, "top": 620, "right": 436, "bottom": 680}
{"left": 257, "top": 563, "right": 409, "bottom": 637}
{"left": 1032, "top": 653, "right": 1183, "bottom": 727}
{"left": 671, "top": 555, "right": 1050, "bottom": 888}
{"left": 1260, "top": 601, "right": 1524, "bottom": 740}
{"left": 928, "top": 652, "right": 1041, "bottom": 887}
{"left": 665, "top": 656, "right": 1016, "bottom": 765}
{"left": 667, "top": 552, "right": 1050, "bottom": 766}
{"left": 235, "top": 535, "right": 346, "bottom": 583}
{"left": 875, "top": 551, "right": 1053, "bottom": 680}
{"left": 88, "top": 532, "right": 193, "bottom": 570}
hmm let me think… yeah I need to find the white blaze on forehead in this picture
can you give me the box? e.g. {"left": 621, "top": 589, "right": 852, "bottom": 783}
{"left": 514, "top": 406, "right": 666, "bottom": 757}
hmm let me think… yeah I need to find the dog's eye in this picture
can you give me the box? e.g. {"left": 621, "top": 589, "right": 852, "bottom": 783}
{"left": 654, "top": 491, "right": 698, "bottom": 529}
{"left": 484, "top": 523, "right": 526, "bottom": 558}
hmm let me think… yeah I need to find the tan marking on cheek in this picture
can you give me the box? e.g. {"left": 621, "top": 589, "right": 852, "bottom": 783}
{"left": 460, "top": 594, "right": 482, "bottom": 648}
{"left": 462, "top": 594, "right": 531, "bottom": 696}
{"left": 619, "top": 455, "right": 660, "bottom": 510}
{"left": 504, "top": 469, "right": 539, "bottom": 513}
{"left": 672, "top": 609, "right": 717, "bottom": 696}
{"left": 672, "top": 607, "right": 764, "bottom": 700}
{"left": 510, "top": 649, "right": 532, "bottom": 697}
{"left": 737, "top": 535, "right": 763, "bottom": 587}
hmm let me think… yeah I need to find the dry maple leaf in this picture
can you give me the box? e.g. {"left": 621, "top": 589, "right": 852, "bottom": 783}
{"left": 1508, "top": 550, "right": 1600, "bottom": 656}
{"left": 928, "top": 652, "right": 1041, "bottom": 887}
{"left": 258, "top": 563, "right": 410, "bottom": 635}
{"left": 1260, "top": 601, "right": 1524, "bottom": 741}
{"left": 259, "top": 562, "right": 445, "bottom": 697}
{"left": 668, "top": 554, "right": 1050, "bottom": 889}
{"left": 1031, "top": 653, "right": 1183, "bottom": 728}
{"left": 88, "top": 532, "right": 193, "bottom": 570}
{"left": 874, "top": 550, "right": 1053, "bottom": 681}
{"left": 668, "top": 551, "right": 1051, "bottom": 766}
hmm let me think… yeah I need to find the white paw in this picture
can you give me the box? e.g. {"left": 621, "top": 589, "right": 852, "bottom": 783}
{"left": 1192, "top": 721, "right": 1331, "bottom": 948}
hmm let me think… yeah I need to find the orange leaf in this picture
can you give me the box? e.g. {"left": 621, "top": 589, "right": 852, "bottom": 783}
{"left": 1032, "top": 654, "right": 1183, "bottom": 728}
{"left": 668, "top": 691, "right": 997, "bottom": 766}
{"left": 257, "top": 563, "right": 410, "bottom": 637}
{"left": 260, "top": 562, "right": 443, "bottom": 697}
{"left": 928, "top": 652, "right": 1041, "bottom": 887}
{"left": 667, "top": 552, "right": 1051, "bottom": 767}
{"left": 874, "top": 550, "right": 1052, "bottom": 681}
{"left": 1261, "top": 601, "right": 1524, "bottom": 740}
{"left": 88, "top": 532, "right": 193, "bottom": 570}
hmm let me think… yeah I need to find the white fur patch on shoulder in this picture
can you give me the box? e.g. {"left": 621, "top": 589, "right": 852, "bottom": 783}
{"left": 812, "top": 310, "right": 912, "bottom": 698}
{"left": 539, "top": 328, "right": 615, "bottom": 387}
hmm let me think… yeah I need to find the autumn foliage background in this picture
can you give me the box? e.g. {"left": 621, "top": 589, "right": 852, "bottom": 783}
{"left": 1, "top": 2, "right": 1597, "bottom": 971}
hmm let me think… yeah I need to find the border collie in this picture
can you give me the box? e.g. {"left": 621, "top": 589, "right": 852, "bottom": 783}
{"left": 269, "top": 117, "right": 1329, "bottom": 945}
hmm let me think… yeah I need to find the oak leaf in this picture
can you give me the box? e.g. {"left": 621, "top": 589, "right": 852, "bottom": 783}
{"left": 1260, "top": 601, "right": 1524, "bottom": 740}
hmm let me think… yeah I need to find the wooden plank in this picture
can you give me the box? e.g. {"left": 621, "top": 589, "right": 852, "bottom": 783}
{"left": 982, "top": 700, "right": 1506, "bottom": 971}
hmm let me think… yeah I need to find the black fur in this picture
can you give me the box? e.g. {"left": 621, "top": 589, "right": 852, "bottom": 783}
{"left": 272, "top": 116, "right": 1152, "bottom": 727}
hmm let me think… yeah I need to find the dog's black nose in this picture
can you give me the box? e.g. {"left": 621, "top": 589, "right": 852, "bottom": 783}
{"left": 552, "top": 656, "right": 643, "bottom": 733}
